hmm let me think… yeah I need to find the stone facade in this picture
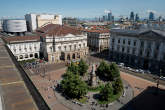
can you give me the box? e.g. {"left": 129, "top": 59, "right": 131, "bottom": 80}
{"left": 5, "top": 36, "right": 40, "bottom": 61}
{"left": 39, "top": 24, "right": 88, "bottom": 63}
{"left": 87, "top": 30, "right": 110, "bottom": 52}
{"left": 109, "top": 29, "right": 165, "bottom": 74}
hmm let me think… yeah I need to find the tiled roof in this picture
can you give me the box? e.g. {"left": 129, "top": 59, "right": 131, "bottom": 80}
{"left": 4, "top": 36, "right": 40, "bottom": 43}
{"left": 83, "top": 29, "right": 110, "bottom": 33}
{"left": 37, "top": 24, "right": 82, "bottom": 36}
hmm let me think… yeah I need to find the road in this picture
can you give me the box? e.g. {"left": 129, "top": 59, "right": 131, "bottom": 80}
{"left": 120, "top": 71, "right": 165, "bottom": 96}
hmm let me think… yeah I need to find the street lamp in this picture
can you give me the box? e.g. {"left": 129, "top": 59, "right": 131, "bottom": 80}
{"left": 155, "top": 69, "right": 161, "bottom": 95}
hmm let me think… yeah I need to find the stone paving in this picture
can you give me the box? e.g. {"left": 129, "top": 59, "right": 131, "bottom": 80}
{"left": 24, "top": 55, "right": 165, "bottom": 110}
{"left": 25, "top": 66, "right": 70, "bottom": 110}
{"left": 120, "top": 71, "right": 165, "bottom": 97}
{"left": 54, "top": 79, "right": 133, "bottom": 110}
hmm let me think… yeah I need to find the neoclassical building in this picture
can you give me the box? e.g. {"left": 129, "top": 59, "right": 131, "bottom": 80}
{"left": 38, "top": 24, "right": 88, "bottom": 63}
{"left": 4, "top": 36, "right": 40, "bottom": 61}
{"left": 109, "top": 29, "right": 165, "bottom": 73}
{"left": 87, "top": 30, "right": 110, "bottom": 52}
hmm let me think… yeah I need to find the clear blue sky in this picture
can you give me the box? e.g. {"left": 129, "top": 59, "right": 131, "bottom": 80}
{"left": 0, "top": 0, "right": 165, "bottom": 18}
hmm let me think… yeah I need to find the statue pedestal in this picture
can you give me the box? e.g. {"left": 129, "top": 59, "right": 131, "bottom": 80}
{"left": 90, "top": 64, "right": 97, "bottom": 87}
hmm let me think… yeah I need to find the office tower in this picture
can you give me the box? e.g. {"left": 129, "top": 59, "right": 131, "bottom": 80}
{"left": 135, "top": 13, "right": 140, "bottom": 22}
{"left": 108, "top": 11, "right": 112, "bottom": 21}
{"left": 130, "top": 11, "right": 135, "bottom": 21}
{"left": 149, "top": 12, "right": 154, "bottom": 21}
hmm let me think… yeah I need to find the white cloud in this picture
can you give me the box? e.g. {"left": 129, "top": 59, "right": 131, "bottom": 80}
{"left": 147, "top": 10, "right": 157, "bottom": 14}
{"left": 104, "top": 9, "right": 111, "bottom": 14}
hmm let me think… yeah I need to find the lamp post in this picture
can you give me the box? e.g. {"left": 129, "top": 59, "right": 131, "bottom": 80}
{"left": 155, "top": 69, "right": 161, "bottom": 95}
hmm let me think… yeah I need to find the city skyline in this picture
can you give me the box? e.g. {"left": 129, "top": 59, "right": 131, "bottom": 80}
{"left": 0, "top": 0, "right": 165, "bottom": 18}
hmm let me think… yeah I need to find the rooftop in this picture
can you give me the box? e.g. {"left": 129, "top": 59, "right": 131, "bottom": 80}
{"left": 0, "top": 38, "right": 38, "bottom": 110}
{"left": 4, "top": 36, "right": 40, "bottom": 43}
{"left": 111, "top": 29, "right": 165, "bottom": 37}
{"left": 37, "top": 24, "right": 83, "bottom": 36}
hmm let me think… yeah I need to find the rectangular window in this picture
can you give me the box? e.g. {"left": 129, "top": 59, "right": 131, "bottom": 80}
{"left": 147, "top": 42, "right": 151, "bottom": 49}
{"left": 117, "top": 45, "right": 120, "bottom": 51}
{"left": 64, "top": 46, "right": 67, "bottom": 51}
{"left": 118, "top": 39, "right": 120, "bottom": 44}
{"left": 132, "top": 48, "right": 136, "bottom": 55}
{"left": 122, "top": 47, "right": 125, "bottom": 52}
{"left": 139, "top": 49, "right": 143, "bottom": 56}
{"left": 134, "top": 41, "right": 136, "bottom": 46}
{"left": 112, "top": 46, "right": 114, "bottom": 51}
{"left": 127, "top": 48, "right": 130, "bottom": 54}
{"left": 128, "top": 40, "right": 131, "bottom": 45}
{"left": 112, "top": 38, "right": 115, "bottom": 43}
{"left": 156, "top": 44, "right": 160, "bottom": 50}
{"left": 141, "top": 41, "right": 144, "bottom": 48}
{"left": 123, "top": 39, "right": 125, "bottom": 44}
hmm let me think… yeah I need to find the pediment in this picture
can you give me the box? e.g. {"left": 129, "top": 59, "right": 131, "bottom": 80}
{"left": 139, "top": 30, "right": 164, "bottom": 40}
{"left": 64, "top": 34, "right": 75, "bottom": 37}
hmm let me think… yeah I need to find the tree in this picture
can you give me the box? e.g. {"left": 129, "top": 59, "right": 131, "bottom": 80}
{"left": 78, "top": 59, "right": 89, "bottom": 76}
{"left": 109, "top": 63, "right": 120, "bottom": 80}
{"left": 113, "top": 78, "right": 123, "bottom": 94}
{"left": 61, "top": 72, "right": 88, "bottom": 99}
{"left": 99, "top": 83, "right": 113, "bottom": 101}
{"left": 67, "top": 62, "right": 79, "bottom": 74}
{"left": 96, "top": 61, "right": 110, "bottom": 78}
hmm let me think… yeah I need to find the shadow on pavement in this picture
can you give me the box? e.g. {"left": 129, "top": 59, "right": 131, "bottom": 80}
{"left": 120, "top": 86, "right": 165, "bottom": 110}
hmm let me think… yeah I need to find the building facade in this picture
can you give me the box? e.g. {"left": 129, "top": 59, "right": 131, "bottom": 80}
{"left": 25, "top": 13, "right": 62, "bottom": 32}
{"left": 38, "top": 24, "right": 88, "bottom": 63}
{"left": 109, "top": 29, "right": 165, "bottom": 74}
{"left": 3, "top": 19, "right": 27, "bottom": 36}
{"left": 87, "top": 30, "right": 110, "bottom": 52}
{"left": 63, "top": 17, "right": 78, "bottom": 27}
{"left": 4, "top": 36, "right": 40, "bottom": 61}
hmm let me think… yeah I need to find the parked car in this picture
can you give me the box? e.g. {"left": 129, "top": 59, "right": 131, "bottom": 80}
{"left": 139, "top": 69, "right": 144, "bottom": 74}
{"left": 160, "top": 76, "right": 165, "bottom": 81}
{"left": 135, "top": 69, "right": 139, "bottom": 73}
{"left": 118, "top": 63, "right": 124, "bottom": 67}
{"left": 146, "top": 70, "right": 151, "bottom": 74}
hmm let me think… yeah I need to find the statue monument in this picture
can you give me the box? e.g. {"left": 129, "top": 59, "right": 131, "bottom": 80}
{"left": 90, "top": 64, "right": 97, "bottom": 87}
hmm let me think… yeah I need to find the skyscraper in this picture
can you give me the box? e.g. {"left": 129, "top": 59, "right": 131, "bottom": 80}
{"left": 130, "top": 11, "right": 135, "bottom": 21}
{"left": 149, "top": 12, "right": 154, "bottom": 21}
{"left": 108, "top": 12, "right": 112, "bottom": 21}
{"left": 135, "top": 13, "right": 140, "bottom": 22}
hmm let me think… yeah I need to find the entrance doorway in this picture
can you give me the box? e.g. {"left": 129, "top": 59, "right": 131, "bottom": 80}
{"left": 143, "top": 59, "right": 149, "bottom": 70}
{"left": 67, "top": 54, "right": 70, "bottom": 60}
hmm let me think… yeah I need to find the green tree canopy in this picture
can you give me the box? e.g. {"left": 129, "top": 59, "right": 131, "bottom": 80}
{"left": 96, "top": 61, "right": 110, "bottom": 78}
{"left": 67, "top": 62, "right": 79, "bottom": 74}
{"left": 99, "top": 83, "right": 113, "bottom": 101}
{"left": 61, "top": 72, "right": 88, "bottom": 99}
{"left": 109, "top": 63, "right": 120, "bottom": 80}
{"left": 97, "top": 61, "right": 120, "bottom": 81}
{"left": 113, "top": 78, "right": 123, "bottom": 94}
{"left": 78, "top": 59, "right": 89, "bottom": 76}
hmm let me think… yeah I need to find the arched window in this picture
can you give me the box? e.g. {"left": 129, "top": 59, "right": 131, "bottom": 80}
{"left": 35, "top": 53, "right": 38, "bottom": 58}
{"left": 67, "top": 54, "right": 70, "bottom": 60}
{"left": 72, "top": 53, "right": 75, "bottom": 59}
{"left": 19, "top": 55, "right": 23, "bottom": 59}
{"left": 30, "top": 54, "right": 33, "bottom": 58}
{"left": 25, "top": 54, "right": 28, "bottom": 58}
